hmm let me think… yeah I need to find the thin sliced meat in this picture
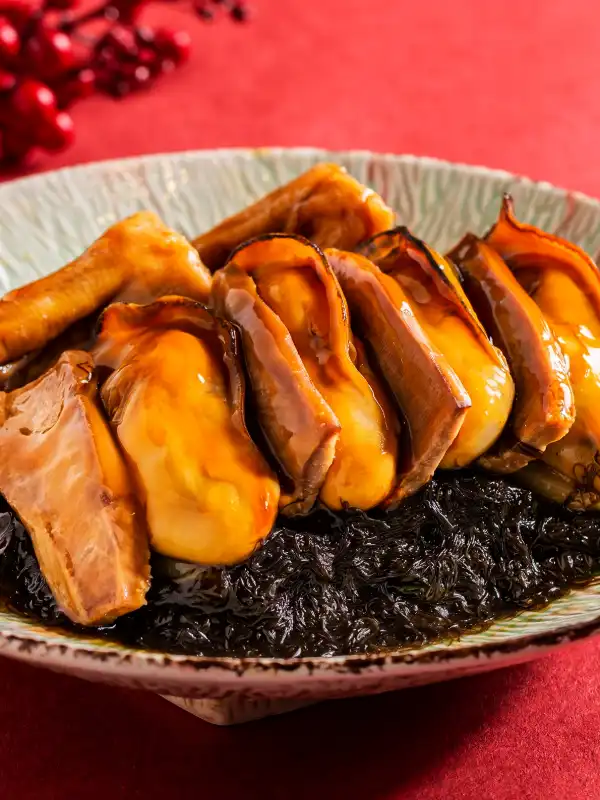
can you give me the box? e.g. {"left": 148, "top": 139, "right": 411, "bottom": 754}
{"left": 0, "top": 351, "right": 150, "bottom": 625}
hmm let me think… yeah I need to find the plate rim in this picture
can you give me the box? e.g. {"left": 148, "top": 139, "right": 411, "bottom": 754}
{"left": 3, "top": 145, "right": 600, "bottom": 212}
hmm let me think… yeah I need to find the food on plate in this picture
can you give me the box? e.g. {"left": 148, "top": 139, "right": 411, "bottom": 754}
{"left": 485, "top": 195, "right": 600, "bottom": 510}
{"left": 194, "top": 163, "right": 395, "bottom": 271}
{"left": 212, "top": 256, "right": 340, "bottom": 515}
{"left": 94, "top": 297, "right": 280, "bottom": 564}
{"left": 0, "top": 167, "right": 600, "bottom": 659}
{"left": 326, "top": 248, "right": 470, "bottom": 506}
{"left": 0, "top": 315, "right": 97, "bottom": 393}
{"left": 0, "top": 211, "right": 211, "bottom": 364}
{"left": 0, "top": 351, "right": 150, "bottom": 626}
{"left": 212, "top": 235, "right": 398, "bottom": 512}
{"left": 358, "top": 228, "right": 515, "bottom": 468}
{"left": 450, "top": 234, "right": 575, "bottom": 473}
{"left": 5, "top": 468, "right": 600, "bottom": 658}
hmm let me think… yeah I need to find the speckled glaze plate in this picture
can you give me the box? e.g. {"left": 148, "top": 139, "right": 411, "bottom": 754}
{"left": 2, "top": 148, "right": 600, "bottom": 726}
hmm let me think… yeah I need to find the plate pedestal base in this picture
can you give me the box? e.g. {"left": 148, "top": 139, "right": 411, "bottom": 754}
{"left": 162, "top": 694, "right": 314, "bottom": 725}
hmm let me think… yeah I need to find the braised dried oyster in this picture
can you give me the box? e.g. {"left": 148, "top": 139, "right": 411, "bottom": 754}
{"left": 212, "top": 265, "right": 339, "bottom": 514}
{"left": 486, "top": 196, "right": 600, "bottom": 510}
{"left": 326, "top": 248, "right": 470, "bottom": 506}
{"left": 194, "top": 163, "right": 395, "bottom": 271}
{"left": 351, "top": 335, "right": 401, "bottom": 451}
{"left": 0, "top": 211, "right": 212, "bottom": 365}
{"left": 450, "top": 234, "right": 575, "bottom": 473}
{"left": 95, "top": 297, "right": 280, "bottom": 564}
{"left": 359, "top": 228, "right": 515, "bottom": 468}
{"left": 0, "top": 351, "right": 150, "bottom": 625}
{"left": 212, "top": 235, "right": 398, "bottom": 512}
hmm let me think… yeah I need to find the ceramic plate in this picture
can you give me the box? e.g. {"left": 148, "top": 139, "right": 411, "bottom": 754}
{"left": 2, "top": 147, "right": 600, "bottom": 725}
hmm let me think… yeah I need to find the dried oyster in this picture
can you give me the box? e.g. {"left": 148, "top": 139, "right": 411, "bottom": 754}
{"left": 213, "top": 235, "right": 398, "bottom": 512}
{"left": 95, "top": 297, "right": 280, "bottom": 563}
{"left": 486, "top": 195, "right": 600, "bottom": 510}
{"left": 450, "top": 234, "right": 575, "bottom": 473}
{"left": 326, "top": 248, "right": 470, "bottom": 507}
{"left": 359, "top": 228, "right": 515, "bottom": 468}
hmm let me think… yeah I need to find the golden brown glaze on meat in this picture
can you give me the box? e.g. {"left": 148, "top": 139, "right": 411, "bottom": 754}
{"left": 213, "top": 235, "right": 398, "bottom": 512}
{"left": 212, "top": 265, "right": 339, "bottom": 514}
{"left": 351, "top": 335, "right": 402, "bottom": 453}
{"left": 250, "top": 237, "right": 398, "bottom": 509}
{"left": 95, "top": 297, "right": 280, "bottom": 563}
{"left": 450, "top": 235, "right": 575, "bottom": 473}
{"left": 326, "top": 249, "right": 470, "bottom": 507}
{"left": 359, "top": 228, "right": 515, "bottom": 468}
{"left": 486, "top": 195, "right": 600, "bottom": 510}
{"left": 194, "top": 163, "right": 395, "bottom": 271}
{"left": 0, "top": 211, "right": 212, "bottom": 364}
{"left": 0, "top": 351, "right": 150, "bottom": 625}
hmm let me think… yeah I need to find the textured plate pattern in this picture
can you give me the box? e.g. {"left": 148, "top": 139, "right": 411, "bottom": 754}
{"left": 1, "top": 147, "right": 600, "bottom": 706}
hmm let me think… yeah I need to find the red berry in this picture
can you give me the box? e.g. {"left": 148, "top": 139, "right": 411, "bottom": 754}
{"left": 55, "top": 67, "right": 95, "bottom": 108}
{"left": 0, "top": 15, "right": 19, "bottom": 59}
{"left": 10, "top": 78, "right": 56, "bottom": 124}
{"left": 0, "top": 0, "right": 42, "bottom": 31}
{"left": 96, "top": 46, "right": 115, "bottom": 67}
{"left": 74, "top": 66, "right": 95, "bottom": 95}
{"left": 110, "top": 78, "right": 130, "bottom": 97}
{"left": 132, "top": 63, "right": 150, "bottom": 87}
{"left": 154, "top": 29, "right": 191, "bottom": 64}
{"left": 101, "top": 25, "right": 137, "bottom": 57}
{"left": 194, "top": 2, "right": 214, "bottom": 21}
{"left": 0, "top": 67, "right": 16, "bottom": 93}
{"left": 44, "top": 0, "right": 79, "bottom": 9}
{"left": 0, "top": 101, "right": 9, "bottom": 126}
{"left": 36, "top": 108, "right": 74, "bottom": 150}
{"left": 137, "top": 46, "right": 157, "bottom": 65}
{"left": 230, "top": 3, "right": 248, "bottom": 22}
{"left": 25, "top": 29, "right": 75, "bottom": 79}
{"left": 105, "top": 0, "right": 147, "bottom": 24}
{"left": 1, "top": 126, "right": 33, "bottom": 162}
{"left": 115, "top": 61, "right": 151, "bottom": 87}
{"left": 134, "top": 26, "right": 154, "bottom": 46}
{"left": 159, "top": 58, "right": 175, "bottom": 74}
{"left": 138, "top": 47, "right": 161, "bottom": 76}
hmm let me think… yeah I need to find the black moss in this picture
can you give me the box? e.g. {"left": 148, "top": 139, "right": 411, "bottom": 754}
{"left": 1, "top": 471, "right": 600, "bottom": 658}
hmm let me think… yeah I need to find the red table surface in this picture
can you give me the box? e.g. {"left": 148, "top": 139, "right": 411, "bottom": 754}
{"left": 2, "top": 0, "right": 600, "bottom": 797}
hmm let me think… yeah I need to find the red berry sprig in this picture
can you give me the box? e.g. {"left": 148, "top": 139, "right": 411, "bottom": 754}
{"left": 0, "top": 0, "right": 248, "bottom": 165}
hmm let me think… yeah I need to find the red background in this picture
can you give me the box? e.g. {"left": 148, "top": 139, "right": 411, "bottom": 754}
{"left": 2, "top": 0, "right": 600, "bottom": 797}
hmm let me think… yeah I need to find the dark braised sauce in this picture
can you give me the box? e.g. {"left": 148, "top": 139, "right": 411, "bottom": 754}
{"left": 1, "top": 471, "right": 599, "bottom": 657}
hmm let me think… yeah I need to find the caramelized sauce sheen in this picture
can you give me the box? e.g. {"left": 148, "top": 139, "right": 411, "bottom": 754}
{"left": 254, "top": 262, "right": 397, "bottom": 510}
{"left": 104, "top": 329, "right": 280, "bottom": 565}
{"left": 383, "top": 246, "right": 514, "bottom": 468}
